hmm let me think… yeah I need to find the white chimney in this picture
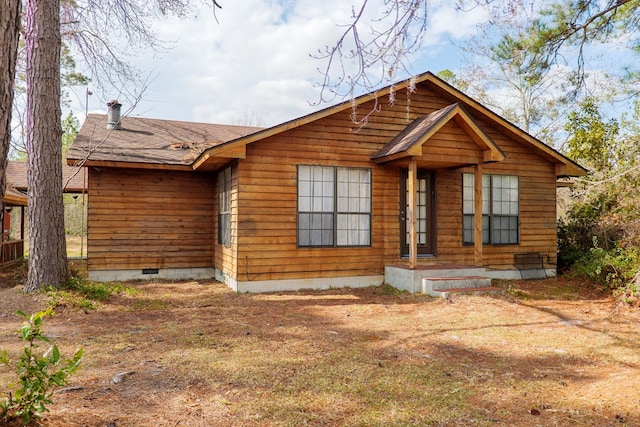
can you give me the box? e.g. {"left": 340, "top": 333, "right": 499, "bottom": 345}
{"left": 106, "top": 100, "right": 123, "bottom": 130}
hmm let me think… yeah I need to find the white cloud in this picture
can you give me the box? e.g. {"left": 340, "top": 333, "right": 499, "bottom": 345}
{"left": 427, "top": 1, "right": 488, "bottom": 40}
{"left": 74, "top": 0, "right": 486, "bottom": 127}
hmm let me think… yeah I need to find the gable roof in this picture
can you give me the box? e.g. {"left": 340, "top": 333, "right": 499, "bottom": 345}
{"left": 194, "top": 71, "right": 587, "bottom": 177}
{"left": 6, "top": 160, "right": 87, "bottom": 193}
{"left": 371, "top": 103, "right": 506, "bottom": 164}
{"left": 67, "top": 114, "right": 263, "bottom": 171}
{"left": 68, "top": 71, "right": 587, "bottom": 177}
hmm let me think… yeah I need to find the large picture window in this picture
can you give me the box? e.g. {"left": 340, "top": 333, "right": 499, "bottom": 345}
{"left": 218, "top": 166, "right": 231, "bottom": 247}
{"left": 462, "top": 173, "right": 519, "bottom": 245}
{"left": 298, "top": 165, "right": 371, "bottom": 247}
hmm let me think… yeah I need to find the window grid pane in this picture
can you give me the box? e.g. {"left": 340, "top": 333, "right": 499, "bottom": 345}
{"left": 482, "top": 174, "right": 490, "bottom": 214}
{"left": 406, "top": 177, "right": 429, "bottom": 245}
{"left": 462, "top": 173, "right": 519, "bottom": 245}
{"left": 463, "top": 174, "right": 474, "bottom": 214}
{"left": 337, "top": 168, "right": 371, "bottom": 214}
{"left": 462, "top": 214, "right": 490, "bottom": 244}
{"left": 417, "top": 178, "right": 428, "bottom": 245}
{"left": 299, "top": 166, "right": 334, "bottom": 213}
{"left": 218, "top": 167, "right": 232, "bottom": 247}
{"left": 492, "top": 215, "right": 518, "bottom": 244}
{"left": 337, "top": 214, "right": 371, "bottom": 246}
{"left": 492, "top": 175, "right": 518, "bottom": 215}
{"left": 299, "top": 213, "right": 334, "bottom": 246}
{"left": 462, "top": 214, "right": 474, "bottom": 244}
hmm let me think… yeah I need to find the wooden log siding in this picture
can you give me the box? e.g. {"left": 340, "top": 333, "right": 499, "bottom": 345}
{"left": 235, "top": 127, "right": 400, "bottom": 283}
{"left": 232, "top": 83, "right": 559, "bottom": 282}
{"left": 87, "top": 167, "right": 216, "bottom": 271}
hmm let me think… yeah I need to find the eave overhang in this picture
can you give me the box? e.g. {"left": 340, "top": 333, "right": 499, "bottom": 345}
{"left": 3, "top": 186, "right": 27, "bottom": 207}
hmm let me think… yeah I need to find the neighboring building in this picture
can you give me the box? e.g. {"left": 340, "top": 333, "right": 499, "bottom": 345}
{"left": 5, "top": 160, "right": 89, "bottom": 259}
{"left": 5, "top": 160, "right": 87, "bottom": 194}
{"left": 1, "top": 184, "right": 27, "bottom": 265}
{"left": 67, "top": 72, "right": 587, "bottom": 293}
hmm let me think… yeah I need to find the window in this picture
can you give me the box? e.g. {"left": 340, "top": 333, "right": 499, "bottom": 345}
{"left": 462, "top": 173, "right": 519, "bottom": 245}
{"left": 298, "top": 165, "right": 371, "bottom": 247}
{"left": 218, "top": 166, "right": 231, "bottom": 247}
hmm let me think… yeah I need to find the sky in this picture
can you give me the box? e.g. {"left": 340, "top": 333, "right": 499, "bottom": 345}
{"left": 68, "top": 0, "right": 490, "bottom": 128}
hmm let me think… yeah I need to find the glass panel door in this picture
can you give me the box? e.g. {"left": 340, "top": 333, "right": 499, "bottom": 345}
{"left": 400, "top": 169, "right": 435, "bottom": 256}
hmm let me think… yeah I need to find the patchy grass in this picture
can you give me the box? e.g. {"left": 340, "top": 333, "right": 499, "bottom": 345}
{"left": 0, "top": 271, "right": 638, "bottom": 426}
{"left": 497, "top": 277, "right": 605, "bottom": 301}
{"left": 377, "top": 283, "right": 409, "bottom": 296}
{"left": 46, "top": 277, "right": 138, "bottom": 310}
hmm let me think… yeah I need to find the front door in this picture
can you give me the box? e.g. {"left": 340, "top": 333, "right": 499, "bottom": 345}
{"left": 400, "top": 169, "right": 435, "bottom": 257}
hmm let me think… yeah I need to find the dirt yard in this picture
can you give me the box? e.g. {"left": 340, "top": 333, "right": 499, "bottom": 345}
{"left": 0, "top": 263, "right": 638, "bottom": 426}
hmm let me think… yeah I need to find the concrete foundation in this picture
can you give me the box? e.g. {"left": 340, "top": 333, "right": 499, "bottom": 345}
{"left": 88, "top": 267, "right": 216, "bottom": 282}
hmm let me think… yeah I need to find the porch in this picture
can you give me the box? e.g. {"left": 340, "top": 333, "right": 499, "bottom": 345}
{"left": 2, "top": 185, "right": 28, "bottom": 267}
{"left": 385, "top": 264, "right": 528, "bottom": 296}
{"left": 372, "top": 103, "right": 508, "bottom": 279}
{"left": 1, "top": 240, "right": 25, "bottom": 266}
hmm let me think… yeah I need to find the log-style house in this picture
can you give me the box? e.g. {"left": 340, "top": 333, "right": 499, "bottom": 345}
{"left": 67, "top": 71, "right": 587, "bottom": 293}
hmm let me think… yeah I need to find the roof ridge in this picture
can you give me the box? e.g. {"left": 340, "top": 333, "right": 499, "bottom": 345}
{"left": 85, "top": 113, "right": 264, "bottom": 131}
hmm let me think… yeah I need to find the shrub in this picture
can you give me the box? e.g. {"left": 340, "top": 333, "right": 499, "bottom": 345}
{"left": 618, "top": 272, "right": 640, "bottom": 305}
{"left": 572, "top": 240, "right": 640, "bottom": 290}
{"left": 0, "top": 309, "right": 83, "bottom": 425}
{"left": 556, "top": 191, "right": 623, "bottom": 272}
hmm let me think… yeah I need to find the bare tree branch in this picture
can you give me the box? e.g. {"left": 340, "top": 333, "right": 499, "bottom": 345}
{"left": 59, "top": 0, "right": 199, "bottom": 104}
{"left": 67, "top": 78, "right": 152, "bottom": 185}
{"left": 312, "top": 0, "right": 428, "bottom": 104}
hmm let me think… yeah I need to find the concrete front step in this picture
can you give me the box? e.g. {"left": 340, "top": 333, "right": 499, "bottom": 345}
{"left": 384, "top": 265, "right": 494, "bottom": 294}
{"left": 417, "top": 268, "right": 487, "bottom": 278}
{"left": 422, "top": 276, "right": 499, "bottom": 297}
{"left": 429, "top": 286, "right": 504, "bottom": 298}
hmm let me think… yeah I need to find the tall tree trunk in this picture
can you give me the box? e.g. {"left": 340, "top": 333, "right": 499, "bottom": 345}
{"left": 0, "top": 0, "right": 22, "bottom": 235}
{"left": 24, "top": 0, "right": 68, "bottom": 291}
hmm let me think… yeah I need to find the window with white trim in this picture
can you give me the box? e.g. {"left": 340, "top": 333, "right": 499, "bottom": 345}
{"left": 218, "top": 166, "right": 231, "bottom": 247}
{"left": 463, "top": 173, "right": 519, "bottom": 245}
{"left": 298, "top": 165, "right": 371, "bottom": 247}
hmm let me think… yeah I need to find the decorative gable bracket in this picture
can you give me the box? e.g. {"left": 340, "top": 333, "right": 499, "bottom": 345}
{"left": 372, "top": 103, "right": 505, "bottom": 166}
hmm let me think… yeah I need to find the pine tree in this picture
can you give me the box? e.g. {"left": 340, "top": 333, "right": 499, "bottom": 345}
{"left": 0, "top": 0, "right": 22, "bottom": 237}
{"left": 24, "top": 0, "right": 68, "bottom": 291}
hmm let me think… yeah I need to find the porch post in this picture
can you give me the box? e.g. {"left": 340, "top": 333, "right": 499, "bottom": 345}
{"left": 20, "top": 206, "right": 24, "bottom": 241}
{"left": 408, "top": 158, "right": 418, "bottom": 269}
{"left": 474, "top": 163, "right": 483, "bottom": 266}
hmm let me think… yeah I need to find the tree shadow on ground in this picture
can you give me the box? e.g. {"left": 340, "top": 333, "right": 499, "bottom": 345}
{"left": 0, "top": 270, "right": 637, "bottom": 426}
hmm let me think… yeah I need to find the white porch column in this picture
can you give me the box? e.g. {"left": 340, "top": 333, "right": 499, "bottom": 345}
{"left": 408, "top": 159, "right": 418, "bottom": 269}
{"left": 474, "top": 163, "right": 483, "bottom": 267}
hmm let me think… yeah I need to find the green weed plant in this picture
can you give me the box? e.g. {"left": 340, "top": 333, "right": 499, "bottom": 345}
{"left": 0, "top": 309, "right": 83, "bottom": 425}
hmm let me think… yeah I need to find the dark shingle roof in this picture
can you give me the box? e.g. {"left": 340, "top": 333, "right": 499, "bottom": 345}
{"left": 6, "top": 160, "right": 87, "bottom": 193}
{"left": 67, "top": 114, "right": 263, "bottom": 167}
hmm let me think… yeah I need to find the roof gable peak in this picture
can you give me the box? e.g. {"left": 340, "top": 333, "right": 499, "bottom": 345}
{"left": 371, "top": 103, "right": 506, "bottom": 164}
